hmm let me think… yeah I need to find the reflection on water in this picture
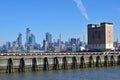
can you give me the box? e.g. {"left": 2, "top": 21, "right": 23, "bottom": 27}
{"left": 0, "top": 67, "right": 120, "bottom": 80}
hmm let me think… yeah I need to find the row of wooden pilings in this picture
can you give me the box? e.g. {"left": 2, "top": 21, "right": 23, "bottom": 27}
{"left": 3, "top": 54, "right": 120, "bottom": 73}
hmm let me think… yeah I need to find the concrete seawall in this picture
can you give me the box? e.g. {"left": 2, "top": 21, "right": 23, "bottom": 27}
{"left": 0, "top": 52, "right": 120, "bottom": 73}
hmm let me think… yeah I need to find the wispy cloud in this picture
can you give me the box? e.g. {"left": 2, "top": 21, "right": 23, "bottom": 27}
{"left": 74, "top": 0, "right": 89, "bottom": 20}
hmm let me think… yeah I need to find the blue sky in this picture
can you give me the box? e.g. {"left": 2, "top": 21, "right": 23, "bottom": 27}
{"left": 0, "top": 0, "right": 120, "bottom": 45}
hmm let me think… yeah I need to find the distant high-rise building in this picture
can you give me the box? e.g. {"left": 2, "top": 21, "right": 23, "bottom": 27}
{"left": 12, "top": 41, "right": 18, "bottom": 47}
{"left": 57, "top": 39, "right": 61, "bottom": 47}
{"left": 72, "top": 44, "right": 76, "bottom": 52}
{"left": 17, "top": 32, "right": 22, "bottom": 48}
{"left": 70, "top": 38, "right": 77, "bottom": 46}
{"left": 29, "top": 33, "right": 36, "bottom": 46}
{"left": 43, "top": 40, "right": 48, "bottom": 52}
{"left": 2, "top": 44, "right": 7, "bottom": 53}
{"left": 69, "top": 38, "right": 81, "bottom": 52}
{"left": 6, "top": 42, "right": 11, "bottom": 51}
{"left": 26, "top": 28, "right": 31, "bottom": 45}
{"left": 77, "top": 38, "right": 80, "bottom": 44}
{"left": 58, "top": 34, "right": 61, "bottom": 47}
{"left": 26, "top": 28, "right": 36, "bottom": 46}
{"left": 88, "top": 22, "right": 114, "bottom": 51}
{"left": 46, "top": 32, "right": 52, "bottom": 43}
{"left": 45, "top": 32, "right": 53, "bottom": 51}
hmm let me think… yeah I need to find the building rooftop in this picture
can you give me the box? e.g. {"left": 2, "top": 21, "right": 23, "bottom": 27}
{"left": 100, "top": 22, "right": 113, "bottom": 25}
{"left": 88, "top": 22, "right": 113, "bottom": 28}
{"left": 88, "top": 24, "right": 100, "bottom": 28}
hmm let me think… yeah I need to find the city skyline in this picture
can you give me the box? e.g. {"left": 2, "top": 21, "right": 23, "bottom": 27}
{"left": 1, "top": 28, "right": 85, "bottom": 46}
{"left": 0, "top": 0, "right": 120, "bottom": 45}
{"left": 0, "top": 27, "right": 87, "bottom": 53}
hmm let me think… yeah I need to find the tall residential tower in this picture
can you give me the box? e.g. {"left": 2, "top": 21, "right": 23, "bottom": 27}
{"left": 17, "top": 32, "right": 22, "bottom": 48}
{"left": 26, "top": 28, "right": 31, "bottom": 45}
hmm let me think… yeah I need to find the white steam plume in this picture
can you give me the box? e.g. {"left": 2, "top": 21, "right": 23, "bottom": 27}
{"left": 74, "top": 0, "right": 89, "bottom": 20}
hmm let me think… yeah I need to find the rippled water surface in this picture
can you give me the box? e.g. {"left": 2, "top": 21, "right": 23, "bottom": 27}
{"left": 0, "top": 67, "right": 120, "bottom": 80}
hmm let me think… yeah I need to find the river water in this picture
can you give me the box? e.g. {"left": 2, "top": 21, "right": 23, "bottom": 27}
{"left": 0, "top": 67, "right": 120, "bottom": 80}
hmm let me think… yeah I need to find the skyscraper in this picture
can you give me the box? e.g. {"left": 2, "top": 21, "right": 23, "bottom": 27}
{"left": 29, "top": 33, "right": 36, "bottom": 46}
{"left": 70, "top": 38, "right": 77, "bottom": 46}
{"left": 46, "top": 32, "right": 52, "bottom": 44}
{"left": 17, "top": 32, "right": 22, "bottom": 48}
{"left": 43, "top": 39, "right": 48, "bottom": 52}
{"left": 26, "top": 28, "right": 31, "bottom": 45}
{"left": 6, "top": 42, "right": 11, "bottom": 51}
